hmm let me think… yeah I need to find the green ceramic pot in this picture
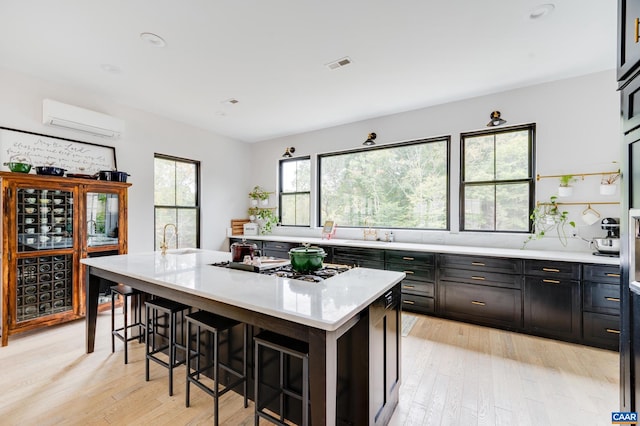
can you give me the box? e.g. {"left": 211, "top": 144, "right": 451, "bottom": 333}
{"left": 289, "top": 246, "right": 326, "bottom": 273}
{"left": 4, "top": 162, "right": 32, "bottom": 173}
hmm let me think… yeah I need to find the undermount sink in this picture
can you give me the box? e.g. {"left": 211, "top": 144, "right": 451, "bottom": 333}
{"left": 165, "top": 248, "right": 201, "bottom": 255}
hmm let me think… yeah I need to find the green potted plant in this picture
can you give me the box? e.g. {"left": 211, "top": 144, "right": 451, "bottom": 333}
{"left": 558, "top": 174, "right": 576, "bottom": 197}
{"left": 249, "top": 185, "right": 270, "bottom": 206}
{"left": 256, "top": 208, "right": 277, "bottom": 234}
{"left": 524, "top": 196, "right": 576, "bottom": 247}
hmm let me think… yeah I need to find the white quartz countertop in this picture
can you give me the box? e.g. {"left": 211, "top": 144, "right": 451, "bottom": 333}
{"left": 232, "top": 235, "right": 620, "bottom": 266}
{"left": 81, "top": 249, "right": 405, "bottom": 332}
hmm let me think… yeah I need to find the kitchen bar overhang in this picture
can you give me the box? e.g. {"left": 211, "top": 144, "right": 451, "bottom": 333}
{"left": 82, "top": 249, "right": 405, "bottom": 425}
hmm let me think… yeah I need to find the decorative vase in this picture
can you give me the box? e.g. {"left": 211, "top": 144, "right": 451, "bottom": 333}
{"left": 600, "top": 183, "right": 617, "bottom": 195}
{"left": 557, "top": 186, "right": 573, "bottom": 197}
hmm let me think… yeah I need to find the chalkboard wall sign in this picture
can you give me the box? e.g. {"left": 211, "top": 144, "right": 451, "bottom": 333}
{"left": 0, "top": 126, "right": 117, "bottom": 174}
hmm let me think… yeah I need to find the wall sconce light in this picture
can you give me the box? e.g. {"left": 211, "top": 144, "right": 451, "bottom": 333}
{"left": 487, "top": 111, "right": 506, "bottom": 127}
{"left": 282, "top": 147, "right": 295, "bottom": 158}
{"left": 363, "top": 132, "right": 377, "bottom": 146}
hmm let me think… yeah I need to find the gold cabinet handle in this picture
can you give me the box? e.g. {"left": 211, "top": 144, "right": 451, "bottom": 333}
{"left": 543, "top": 279, "right": 560, "bottom": 284}
{"left": 605, "top": 297, "right": 620, "bottom": 302}
{"left": 606, "top": 273, "right": 621, "bottom": 278}
{"left": 471, "top": 262, "right": 485, "bottom": 266}
{"left": 542, "top": 268, "right": 560, "bottom": 273}
{"left": 471, "top": 276, "right": 485, "bottom": 281}
{"left": 636, "top": 17, "right": 640, "bottom": 43}
{"left": 471, "top": 301, "right": 486, "bottom": 306}
{"left": 403, "top": 270, "right": 415, "bottom": 274}
{"left": 403, "top": 285, "right": 415, "bottom": 289}
{"left": 402, "top": 256, "right": 415, "bottom": 261}
{"left": 403, "top": 300, "right": 415, "bottom": 305}
{"left": 606, "top": 328, "right": 621, "bottom": 335}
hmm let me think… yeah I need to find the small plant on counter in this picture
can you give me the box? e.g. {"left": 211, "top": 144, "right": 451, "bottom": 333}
{"left": 523, "top": 196, "right": 576, "bottom": 248}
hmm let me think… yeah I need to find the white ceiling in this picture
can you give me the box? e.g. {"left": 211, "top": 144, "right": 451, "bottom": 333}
{"left": 0, "top": 1, "right": 617, "bottom": 143}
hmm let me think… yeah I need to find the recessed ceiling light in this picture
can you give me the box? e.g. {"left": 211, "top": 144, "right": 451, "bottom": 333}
{"left": 529, "top": 4, "right": 555, "bottom": 20}
{"left": 221, "top": 98, "right": 239, "bottom": 105}
{"left": 100, "top": 63, "right": 121, "bottom": 74}
{"left": 139, "top": 32, "right": 166, "bottom": 48}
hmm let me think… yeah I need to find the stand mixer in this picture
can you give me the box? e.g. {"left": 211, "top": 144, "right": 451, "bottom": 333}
{"left": 592, "top": 217, "right": 620, "bottom": 256}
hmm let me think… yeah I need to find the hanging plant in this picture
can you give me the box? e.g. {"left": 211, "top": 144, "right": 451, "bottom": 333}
{"left": 557, "top": 174, "right": 576, "bottom": 197}
{"left": 256, "top": 208, "right": 277, "bottom": 234}
{"left": 248, "top": 185, "right": 270, "bottom": 201}
{"left": 523, "top": 196, "right": 576, "bottom": 247}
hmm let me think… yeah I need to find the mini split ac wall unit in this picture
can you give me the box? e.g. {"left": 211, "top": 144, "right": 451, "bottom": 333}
{"left": 42, "top": 99, "right": 124, "bottom": 138}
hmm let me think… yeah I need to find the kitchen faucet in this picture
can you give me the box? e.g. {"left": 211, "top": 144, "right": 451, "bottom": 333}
{"left": 160, "top": 223, "right": 178, "bottom": 255}
{"left": 87, "top": 220, "right": 97, "bottom": 235}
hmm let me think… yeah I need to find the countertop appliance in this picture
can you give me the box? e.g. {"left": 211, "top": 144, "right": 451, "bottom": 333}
{"left": 593, "top": 217, "right": 620, "bottom": 256}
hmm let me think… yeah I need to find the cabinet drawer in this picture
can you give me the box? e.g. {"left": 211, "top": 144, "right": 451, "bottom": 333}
{"left": 524, "top": 260, "right": 581, "bottom": 280}
{"left": 439, "top": 268, "right": 521, "bottom": 289}
{"left": 333, "top": 247, "right": 385, "bottom": 269}
{"left": 262, "top": 241, "right": 296, "bottom": 251}
{"left": 400, "top": 280, "right": 434, "bottom": 298}
{"left": 583, "top": 312, "right": 620, "bottom": 351}
{"left": 582, "top": 264, "right": 621, "bottom": 284}
{"left": 439, "top": 254, "right": 522, "bottom": 274}
{"left": 583, "top": 281, "right": 621, "bottom": 315}
{"left": 385, "top": 250, "right": 435, "bottom": 265}
{"left": 401, "top": 294, "right": 434, "bottom": 314}
{"left": 439, "top": 281, "right": 522, "bottom": 329}
{"left": 386, "top": 263, "right": 435, "bottom": 282}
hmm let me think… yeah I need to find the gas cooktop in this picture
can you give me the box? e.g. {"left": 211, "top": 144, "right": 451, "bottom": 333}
{"left": 211, "top": 261, "right": 352, "bottom": 282}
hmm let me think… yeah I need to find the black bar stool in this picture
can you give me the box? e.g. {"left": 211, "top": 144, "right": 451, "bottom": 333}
{"left": 185, "top": 310, "right": 248, "bottom": 425}
{"left": 254, "top": 330, "right": 309, "bottom": 426}
{"left": 145, "top": 298, "right": 190, "bottom": 396}
{"left": 110, "top": 284, "right": 144, "bottom": 364}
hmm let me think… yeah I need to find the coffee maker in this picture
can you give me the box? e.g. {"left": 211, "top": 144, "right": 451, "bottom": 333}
{"left": 592, "top": 217, "right": 620, "bottom": 256}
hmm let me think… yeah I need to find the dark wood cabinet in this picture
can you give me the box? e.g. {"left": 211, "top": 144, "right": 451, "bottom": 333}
{"left": 333, "top": 246, "right": 384, "bottom": 269}
{"left": 582, "top": 264, "right": 621, "bottom": 350}
{"left": 385, "top": 250, "right": 435, "bottom": 314}
{"left": 618, "top": 0, "right": 640, "bottom": 81}
{"left": 438, "top": 254, "right": 523, "bottom": 329}
{"left": 523, "top": 260, "right": 581, "bottom": 342}
{"left": 369, "top": 287, "right": 400, "bottom": 425}
{"left": 261, "top": 240, "right": 295, "bottom": 258}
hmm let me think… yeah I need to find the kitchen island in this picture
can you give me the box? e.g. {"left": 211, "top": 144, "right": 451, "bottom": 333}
{"left": 82, "top": 249, "right": 405, "bottom": 425}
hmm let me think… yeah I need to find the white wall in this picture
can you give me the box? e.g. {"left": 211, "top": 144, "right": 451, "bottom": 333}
{"left": 0, "top": 67, "right": 251, "bottom": 253}
{"left": 249, "top": 70, "right": 621, "bottom": 252}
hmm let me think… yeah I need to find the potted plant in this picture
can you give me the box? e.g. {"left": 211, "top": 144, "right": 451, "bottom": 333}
{"left": 249, "top": 185, "right": 270, "bottom": 206}
{"left": 524, "top": 196, "right": 576, "bottom": 247}
{"left": 256, "top": 208, "right": 277, "bottom": 235}
{"left": 558, "top": 174, "right": 576, "bottom": 197}
{"left": 600, "top": 170, "right": 620, "bottom": 195}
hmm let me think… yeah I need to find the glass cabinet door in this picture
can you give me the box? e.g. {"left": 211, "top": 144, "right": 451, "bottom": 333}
{"left": 86, "top": 192, "right": 119, "bottom": 247}
{"left": 17, "top": 188, "right": 73, "bottom": 252}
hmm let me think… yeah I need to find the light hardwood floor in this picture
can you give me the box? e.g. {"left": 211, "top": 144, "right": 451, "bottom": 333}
{"left": 0, "top": 311, "right": 618, "bottom": 425}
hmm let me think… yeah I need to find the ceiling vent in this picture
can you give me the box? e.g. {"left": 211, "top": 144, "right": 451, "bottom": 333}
{"left": 325, "top": 57, "right": 352, "bottom": 70}
{"left": 42, "top": 99, "right": 124, "bottom": 138}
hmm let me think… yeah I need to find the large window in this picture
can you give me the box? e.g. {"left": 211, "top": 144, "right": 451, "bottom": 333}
{"left": 319, "top": 137, "right": 449, "bottom": 229}
{"left": 154, "top": 154, "right": 200, "bottom": 249}
{"left": 460, "top": 124, "right": 535, "bottom": 232}
{"left": 279, "top": 157, "right": 311, "bottom": 226}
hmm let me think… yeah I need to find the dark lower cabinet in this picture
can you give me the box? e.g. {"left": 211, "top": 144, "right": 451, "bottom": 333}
{"left": 333, "top": 246, "right": 385, "bottom": 269}
{"left": 439, "top": 280, "right": 522, "bottom": 329}
{"left": 369, "top": 288, "right": 400, "bottom": 425}
{"left": 524, "top": 276, "right": 581, "bottom": 341}
{"left": 583, "top": 312, "right": 621, "bottom": 350}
